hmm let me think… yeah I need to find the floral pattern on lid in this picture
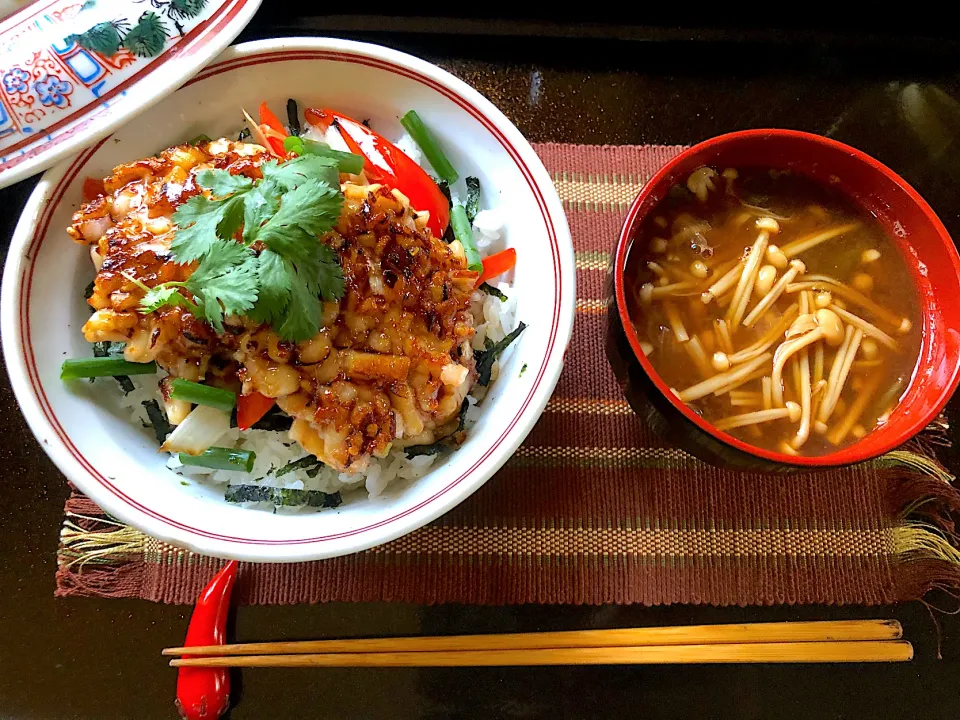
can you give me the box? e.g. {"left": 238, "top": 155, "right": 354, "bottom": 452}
{"left": 0, "top": 0, "right": 262, "bottom": 188}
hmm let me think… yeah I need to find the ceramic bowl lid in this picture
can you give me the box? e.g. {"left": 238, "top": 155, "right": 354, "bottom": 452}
{"left": 0, "top": 0, "right": 261, "bottom": 189}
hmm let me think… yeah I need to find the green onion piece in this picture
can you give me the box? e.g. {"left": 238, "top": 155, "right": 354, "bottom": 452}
{"left": 169, "top": 379, "right": 237, "bottom": 412}
{"left": 178, "top": 447, "right": 255, "bottom": 473}
{"left": 451, "top": 204, "right": 482, "bottom": 272}
{"left": 188, "top": 133, "right": 211, "bottom": 146}
{"left": 61, "top": 357, "right": 157, "bottom": 380}
{"left": 284, "top": 135, "right": 364, "bottom": 174}
{"left": 400, "top": 110, "right": 459, "bottom": 185}
{"left": 300, "top": 139, "right": 364, "bottom": 174}
{"left": 283, "top": 135, "right": 304, "bottom": 154}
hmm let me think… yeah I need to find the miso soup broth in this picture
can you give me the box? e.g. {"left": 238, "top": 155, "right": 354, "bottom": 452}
{"left": 625, "top": 166, "right": 921, "bottom": 457}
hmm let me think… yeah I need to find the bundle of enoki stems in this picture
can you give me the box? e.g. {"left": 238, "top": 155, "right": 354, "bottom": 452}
{"left": 638, "top": 202, "right": 913, "bottom": 454}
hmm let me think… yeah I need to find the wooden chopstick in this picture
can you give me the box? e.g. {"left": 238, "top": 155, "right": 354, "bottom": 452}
{"left": 169, "top": 640, "right": 913, "bottom": 667}
{"left": 164, "top": 619, "right": 902, "bottom": 657}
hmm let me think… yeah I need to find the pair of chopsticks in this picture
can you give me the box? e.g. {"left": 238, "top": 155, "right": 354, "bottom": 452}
{"left": 165, "top": 619, "right": 912, "bottom": 667}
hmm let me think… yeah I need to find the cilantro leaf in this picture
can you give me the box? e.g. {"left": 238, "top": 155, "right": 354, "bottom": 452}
{"left": 196, "top": 168, "right": 253, "bottom": 197}
{"left": 171, "top": 171, "right": 252, "bottom": 261}
{"left": 257, "top": 178, "right": 343, "bottom": 243}
{"left": 251, "top": 249, "right": 292, "bottom": 325}
{"left": 184, "top": 240, "right": 259, "bottom": 332}
{"left": 216, "top": 194, "right": 246, "bottom": 241}
{"left": 140, "top": 285, "right": 198, "bottom": 314}
{"left": 171, "top": 194, "right": 226, "bottom": 263}
{"left": 300, "top": 243, "right": 345, "bottom": 301}
{"left": 261, "top": 155, "right": 339, "bottom": 192}
{"left": 186, "top": 239, "right": 255, "bottom": 285}
{"left": 242, "top": 185, "right": 279, "bottom": 243}
{"left": 277, "top": 266, "right": 324, "bottom": 341}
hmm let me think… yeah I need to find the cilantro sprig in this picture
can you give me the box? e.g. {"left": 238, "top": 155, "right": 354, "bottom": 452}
{"left": 138, "top": 155, "right": 345, "bottom": 341}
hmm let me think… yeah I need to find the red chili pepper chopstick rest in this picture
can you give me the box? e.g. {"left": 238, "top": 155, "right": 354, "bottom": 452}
{"left": 175, "top": 561, "right": 238, "bottom": 720}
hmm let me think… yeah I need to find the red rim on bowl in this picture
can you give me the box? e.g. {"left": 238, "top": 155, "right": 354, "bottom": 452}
{"left": 613, "top": 129, "right": 960, "bottom": 468}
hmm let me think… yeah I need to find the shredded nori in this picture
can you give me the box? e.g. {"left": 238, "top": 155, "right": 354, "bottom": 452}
{"left": 404, "top": 442, "right": 449, "bottom": 458}
{"left": 275, "top": 455, "right": 324, "bottom": 478}
{"left": 286, "top": 99, "right": 301, "bottom": 136}
{"left": 229, "top": 404, "right": 293, "bottom": 432}
{"left": 404, "top": 399, "right": 470, "bottom": 458}
{"left": 464, "top": 176, "right": 481, "bottom": 223}
{"left": 432, "top": 179, "right": 456, "bottom": 243}
{"left": 92, "top": 341, "right": 134, "bottom": 392}
{"left": 83, "top": 280, "right": 95, "bottom": 300}
{"left": 479, "top": 282, "right": 507, "bottom": 301}
{"left": 142, "top": 399, "right": 173, "bottom": 443}
{"left": 435, "top": 178, "right": 452, "bottom": 206}
{"left": 474, "top": 321, "right": 527, "bottom": 386}
{"left": 237, "top": 127, "right": 251, "bottom": 142}
{"left": 224, "top": 485, "right": 342, "bottom": 508}
{"left": 92, "top": 341, "right": 124, "bottom": 358}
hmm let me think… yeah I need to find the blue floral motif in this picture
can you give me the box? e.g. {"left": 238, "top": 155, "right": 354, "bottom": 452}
{"left": 34, "top": 75, "right": 74, "bottom": 108}
{"left": 2, "top": 68, "right": 30, "bottom": 94}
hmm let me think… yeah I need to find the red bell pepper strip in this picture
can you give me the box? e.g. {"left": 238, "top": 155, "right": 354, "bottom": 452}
{"left": 82, "top": 176, "right": 104, "bottom": 203}
{"left": 476, "top": 248, "right": 517, "bottom": 287}
{"left": 258, "top": 102, "right": 287, "bottom": 156}
{"left": 304, "top": 108, "right": 450, "bottom": 238}
{"left": 175, "top": 561, "right": 238, "bottom": 720}
{"left": 236, "top": 391, "right": 275, "bottom": 431}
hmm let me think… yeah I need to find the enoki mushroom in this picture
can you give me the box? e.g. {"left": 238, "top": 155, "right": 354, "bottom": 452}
{"left": 714, "top": 319, "right": 734, "bottom": 355}
{"left": 780, "top": 222, "right": 860, "bottom": 258}
{"left": 725, "top": 232, "right": 769, "bottom": 327}
{"left": 728, "top": 304, "right": 800, "bottom": 365}
{"left": 791, "top": 347, "right": 813, "bottom": 449}
{"left": 715, "top": 402, "right": 801, "bottom": 431}
{"left": 815, "top": 326, "right": 864, "bottom": 431}
{"left": 771, "top": 309, "right": 844, "bottom": 407}
{"left": 742, "top": 259, "right": 806, "bottom": 328}
{"left": 701, "top": 262, "right": 743, "bottom": 304}
{"left": 677, "top": 353, "right": 772, "bottom": 402}
{"left": 827, "top": 370, "right": 886, "bottom": 445}
{"left": 786, "top": 274, "right": 910, "bottom": 333}
{"left": 828, "top": 305, "right": 898, "bottom": 351}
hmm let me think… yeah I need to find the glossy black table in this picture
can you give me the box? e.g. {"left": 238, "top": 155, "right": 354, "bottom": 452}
{"left": 2, "top": 15, "right": 960, "bottom": 719}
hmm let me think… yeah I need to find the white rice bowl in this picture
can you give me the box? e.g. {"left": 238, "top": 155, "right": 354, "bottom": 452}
{"left": 3, "top": 38, "right": 575, "bottom": 561}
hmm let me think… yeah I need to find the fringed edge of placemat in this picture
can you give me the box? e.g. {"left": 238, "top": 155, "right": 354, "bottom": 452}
{"left": 55, "top": 417, "right": 960, "bottom": 606}
{"left": 57, "top": 493, "right": 147, "bottom": 599}
{"left": 881, "top": 420, "right": 960, "bottom": 601}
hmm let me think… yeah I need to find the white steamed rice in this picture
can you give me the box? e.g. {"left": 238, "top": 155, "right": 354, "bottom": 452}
{"left": 110, "top": 129, "right": 518, "bottom": 510}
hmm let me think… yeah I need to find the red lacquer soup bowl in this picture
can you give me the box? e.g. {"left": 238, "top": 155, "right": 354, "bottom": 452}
{"left": 606, "top": 129, "right": 960, "bottom": 471}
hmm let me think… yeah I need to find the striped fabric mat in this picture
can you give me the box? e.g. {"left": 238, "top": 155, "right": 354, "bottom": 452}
{"left": 56, "top": 143, "right": 960, "bottom": 605}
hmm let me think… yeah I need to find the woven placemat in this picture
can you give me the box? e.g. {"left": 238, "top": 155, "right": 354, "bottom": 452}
{"left": 56, "top": 143, "right": 960, "bottom": 605}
